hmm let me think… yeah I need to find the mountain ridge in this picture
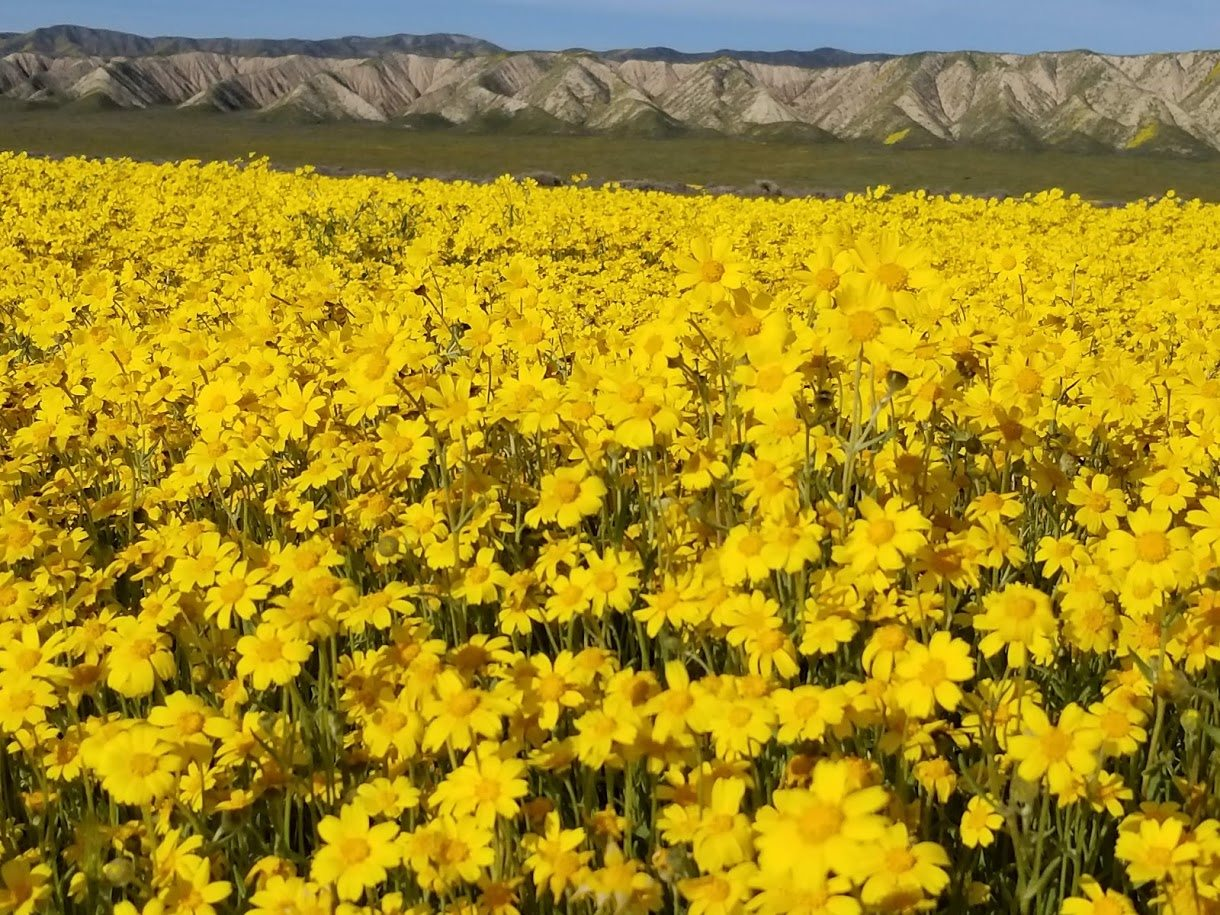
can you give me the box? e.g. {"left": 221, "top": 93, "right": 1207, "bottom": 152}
{"left": 0, "top": 25, "right": 504, "bottom": 59}
{"left": 4, "top": 26, "right": 1220, "bottom": 156}
{"left": 0, "top": 25, "right": 891, "bottom": 66}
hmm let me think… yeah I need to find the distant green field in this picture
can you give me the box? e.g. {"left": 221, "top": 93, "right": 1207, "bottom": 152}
{"left": 2, "top": 106, "right": 1219, "bottom": 201}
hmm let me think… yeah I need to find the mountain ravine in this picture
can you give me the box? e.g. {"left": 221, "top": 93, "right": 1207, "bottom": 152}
{"left": 3, "top": 26, "right": 1220, "bottom": 155}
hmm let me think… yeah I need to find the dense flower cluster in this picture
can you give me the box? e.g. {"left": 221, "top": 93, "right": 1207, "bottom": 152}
{"left": 2, "top": 152, "right": 1220, "bottom": 915}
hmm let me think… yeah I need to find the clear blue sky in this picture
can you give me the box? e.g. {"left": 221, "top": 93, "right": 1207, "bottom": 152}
{"left": 3, "top": 0, "right": 1218, "bottom": 55}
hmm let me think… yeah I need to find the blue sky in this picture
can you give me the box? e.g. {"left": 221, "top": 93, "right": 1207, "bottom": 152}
{"left": 3, "top": 0, "right": 1218, "bottom": 55}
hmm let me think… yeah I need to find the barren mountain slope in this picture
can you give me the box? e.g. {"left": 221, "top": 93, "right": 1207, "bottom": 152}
{"left": 0, "top": 25, "right": 502, "bottom": 59}
{"left": 3, "top": 27, "right": 1220, "bottom": 154}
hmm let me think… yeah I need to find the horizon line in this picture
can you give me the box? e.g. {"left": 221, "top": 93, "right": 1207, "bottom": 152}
{"left": 2, "top": 22, "right": 1217, "bottom": 60}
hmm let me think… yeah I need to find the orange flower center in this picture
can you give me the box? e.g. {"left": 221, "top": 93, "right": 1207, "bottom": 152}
{"left": 757, "top": 630, "right": 785, "bottom": 652}
{"left": 731, "top": 313, "right": 761, "bottom": 337}
{"left": 814, "top": 267, "right": 840, "bottom": 291}
{"left": 798, "top": 802, "right": 844, "bottom": 843}
{"left": 179, "top": 712, "right": 206, "bottom": 735}
{"left": 1007, "top": 597, "right": 1036, "bottom": 620}
{"left": 876, "top": 262, "right": 909, "bottom": 290}
{"left": 727, "top": 705, "right": 753, "bottom": 728}
{"left": 475, "top": 778, "right": 502, "bottom": 802}
{"left": 884, "top": 846, "right": 917, "bottom": 874}
{"left": 448, "top": 691, "right": 481, "bottom": 717}
{"left": 664, "top": 692, "right": 694, "bottom": 715}
{"left": 482, "top": 883, "right": 517, "bottom": 908}
{"left": 868, "top": 518, "right": 896, "bottom": 545}
{"left": 919, "top": 658, "right": 948, "bottom": 686}
{"left": 737, "top": 533, "right": 764, "bottom": 557}
{"left": 1015, "top": 367, "right": 1041, "bottom": 394}
{"left": 553, "top": 479, "right": 581, "bottom": 504}
{"left": 537, "top": 675, "right": 567, "bottom": 702}
{"left": 130, "top": 639, "right": 156, "bottom": 660}
{"left": 877, "top": 625, "right": 907, "bottom": 650}
{"left": 441, "top": 838, "right": 471, "bottom": 865}
{"left": 633, "top": 401, "right": 659, "bottom": 421}
{"left": 1099, "top": 710, "right": 1130, "bottom": 738}
{"left": 219, "top": 579, "right": 247, "bottom": 603}
{"left": 338, "top": 836, "right": 371, "bottom": 864}
{"left": 618, "top": 381, "right": 644, "bottom": 404}
{"left": 362, "top": 354, "right": 389, "bottom": 381}
{"left": 7, "top": 689, "right": 33, "bottom": 712}
{"left": 1039, "top": 726, "right": 1072, "bottom": 762}
{"left": 256, "top": 637, "right": 285, "bottom": 662}
{"left": 1143, "top": 846, "right": 1174, "bottom": 873}
{"left": 795, "top": 696, "right": 822, "bottom": 718}
{"left": 847, "top": 309, "right": 882, "bottom": 343}
{"left": 754, "top": 364, "right": 788, "bottom": 394}
{"left": 1135, "top": 531, "right": 1171, "bottom": 564}
{"left": 1093, "top": 897, "right": 1127, "bottom": 915}
{"left": 707, "top": 813, "right": 736, "bottom": 836}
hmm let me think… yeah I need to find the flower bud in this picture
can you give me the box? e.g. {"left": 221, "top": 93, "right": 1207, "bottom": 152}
{"left": 1181, "top": 709, "right": 1201, "bottom": 733}
{"left": 103, "top": 857, "right": 135, "bottom": 887}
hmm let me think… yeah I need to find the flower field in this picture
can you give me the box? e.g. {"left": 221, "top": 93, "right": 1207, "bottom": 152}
{"left": 4, "top": 152, "right": 1220, "bottom": 915}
